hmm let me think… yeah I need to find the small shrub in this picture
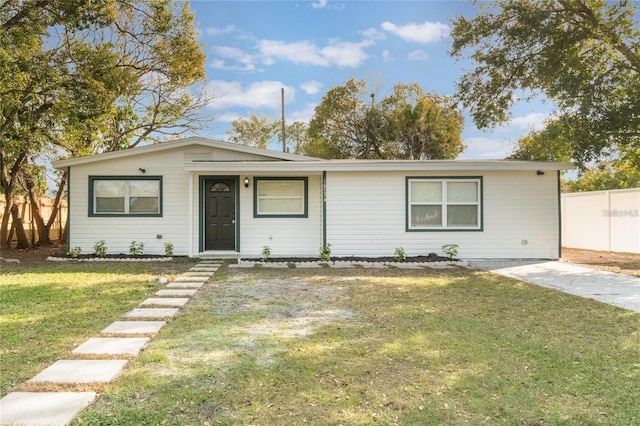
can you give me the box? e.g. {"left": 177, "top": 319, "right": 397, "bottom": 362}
{"left": 441, "top": 243, "right": 459, "bottom": 260}
{"left": 261, "top": 246, "right": 271, "bottom": 262}
{"left": 93, "top": 240, "right": 107, "bottom": 258}
{"left": 394, "top": 247, "right": 406, "bottom": 262}
{"left": 164, "top": 242, "right": 174, "bottom": 257}
{"left": 129, "top": 241, "right": 145, "bottom": 256}
{"left": 319, "top": 243, "right": 332, "bottom": 262}
{"left": 67, "top": 247, "right": 82, "bottom": 258}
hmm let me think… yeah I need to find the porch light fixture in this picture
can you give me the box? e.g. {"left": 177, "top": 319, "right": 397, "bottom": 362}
{"left": 536, "top": 170, "right": 545, "bottom": 176}
{"left": 138, "top": 168, "right": 146, "bottom": 173}
{"left": 244, "top": 177, "right": 249, "bottom": 188}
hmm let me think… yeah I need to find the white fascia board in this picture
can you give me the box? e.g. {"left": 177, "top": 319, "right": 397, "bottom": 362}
{"left": 52, "top": 137, "right": 317, "bottom": 169}
{"left": 184, "top": 160, "right": 575, "bottom": 173}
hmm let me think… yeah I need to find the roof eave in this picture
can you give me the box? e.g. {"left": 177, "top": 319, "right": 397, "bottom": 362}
{"left": 184, "top": 160, "right": 575, "bottom": 173}
{"left": 51, "top": 136, "right": 318, "bottom": 169}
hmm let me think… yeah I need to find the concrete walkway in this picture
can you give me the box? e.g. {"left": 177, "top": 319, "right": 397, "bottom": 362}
{"left": 0, "top": 260, "right": 222, "bottom": 426}
{"left": 469, "top": 260, "right": 640, "bottom": 313}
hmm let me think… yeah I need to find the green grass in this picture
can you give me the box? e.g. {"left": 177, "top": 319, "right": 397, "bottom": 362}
{"left": 0, "top": 260, "right": 194, "bottom": 395}
{"left": 72, "top": 267, "right": 640, "bottom": 425}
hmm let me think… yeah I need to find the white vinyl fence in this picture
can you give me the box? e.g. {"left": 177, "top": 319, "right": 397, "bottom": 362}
{"left": 561, "top": 188, "right": 640, "bottom": 253}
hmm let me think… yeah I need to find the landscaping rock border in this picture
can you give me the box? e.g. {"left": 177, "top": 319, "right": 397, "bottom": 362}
{"left": 47, "top": 256, "right": 173, "bottom": 262}
{"left": 232, "top": 259, "right": 466, "bottom": 269}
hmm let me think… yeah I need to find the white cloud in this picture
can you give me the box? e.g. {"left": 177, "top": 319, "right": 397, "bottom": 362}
{"left": 381, "top": 21, "right": 450, "bottom": 43}
{"left": 258, "top": 39, "right": 370, "bottom": 68}
{"left": 361, "top": 28, "right": 387, "bottom": 42}
{"left": 458, "top": 137, "right": 516, "bottom": 160}
{"left": 506, "top": 112, "right": 548, "bottom": 131}
{"left": 300, "top": 80, "right": 323, "bottom": 95}
{"left": 311, "top": 0, "right": 328, "bottom": 8}
{"left": 408, "top": 49, "right": 429, "bottom": 62}
{"left": 321, "top": 41, "right": 370, "bottom": 67}
{"left": 205, "top": 25, "right": 238, "bottom": 36}
{"left": 210, "top": 46, "right": 257, "bottom": 72}
{"left": 289, "top": 103, "right": 318, "bottom": 123}
{"left": 204, "top": 80, "right": 296, "bottom": 110}
{"left": 382, "top": 50, "right": 393, "bottom": 62}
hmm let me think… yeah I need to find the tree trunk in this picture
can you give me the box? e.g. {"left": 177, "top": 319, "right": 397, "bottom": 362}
{"left": 1, "top": 193, "right": 14, "bottom": 249}
{"left": 46, "top": 171, "right": 67, "bottom": 243}
{"left": 24, "top": 173, "right": 49, "bottom": 245}
{"left": 9, "top": 203, "right": 29, "bottom": 249}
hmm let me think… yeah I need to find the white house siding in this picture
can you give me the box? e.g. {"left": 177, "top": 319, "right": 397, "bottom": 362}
{"left": 68, "top": 146, "right": 275, "bottom": 256}
{"left": 325, "top": 170, "right": 560, "bottom": 259}
{"left": 235, "top": 174, "right": 323, "bottom": 258}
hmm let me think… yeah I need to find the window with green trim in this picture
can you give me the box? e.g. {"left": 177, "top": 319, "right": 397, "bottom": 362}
{"left": 254, "top": 177, "right": 308, "bottom": 217}
{"left": 89, "top": 177, "right": 162, "bottom": 216}
{"left": 407, "top": 178, "right": 481, "bottom": 230}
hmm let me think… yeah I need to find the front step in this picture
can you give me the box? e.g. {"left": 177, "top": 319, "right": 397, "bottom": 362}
{"left": 198, "top": 251, "right": 240, "bottom": 260}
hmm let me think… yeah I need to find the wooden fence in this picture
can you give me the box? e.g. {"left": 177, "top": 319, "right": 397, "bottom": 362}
{"left": 0, "top": 195, "right": 68, "bottom": 246}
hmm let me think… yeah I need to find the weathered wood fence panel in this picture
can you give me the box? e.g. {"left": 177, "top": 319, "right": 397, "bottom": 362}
{"left": 0, "top": 195, "right": 68, "bottom": 246}
{"left": 561, "top": 188, "right": 640, "bottom": 254}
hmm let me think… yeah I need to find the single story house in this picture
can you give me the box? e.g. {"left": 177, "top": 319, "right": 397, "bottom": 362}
{"left": 52, "top": 137, "right": 573, "bottom": 259}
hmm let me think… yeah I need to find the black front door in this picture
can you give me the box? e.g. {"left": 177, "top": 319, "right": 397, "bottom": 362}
{"left": 204, "top": 179, "right": 236, "bottom": 250}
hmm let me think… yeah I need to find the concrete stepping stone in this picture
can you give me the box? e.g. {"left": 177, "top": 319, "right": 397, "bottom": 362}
{"left": 156, "top": 289, "right": 197, "bottom": 297}
{"left": 101, "top": 321, "right": 166, "bottom": 335}
{"left": 72, "top": 337, "right": 149, "bottom": 356}
{"left": 30, "top": 360, "right": 128, "bottom": 384}
{"left": 166, "top": 282, "right": 204, "bottom": 289}
{"left": 174, "top": 276, "right": 208, "bottom": 282}
{"left": 0, "top": 392, "right": 96, "bottom": 426}
{"left": 123, "top": 307, "right": 180, "bottom": 319}
{"left": 183, "top": 271, "right": 215, "bottom": 276}
{"left": 139, "top": 297, "right": 189, "bottom": 307}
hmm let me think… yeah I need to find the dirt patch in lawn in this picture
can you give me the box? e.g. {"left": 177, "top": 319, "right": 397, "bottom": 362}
{"left": 210, "top": 271, "right": 355, "bottom": 366}
{"left": 561, "top": 247, "right": 640, "bottom": 277}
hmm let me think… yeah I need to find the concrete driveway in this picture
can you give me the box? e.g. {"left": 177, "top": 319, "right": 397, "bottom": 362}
{"left": 469, "top": 260, "right": 640, "bottom": 313}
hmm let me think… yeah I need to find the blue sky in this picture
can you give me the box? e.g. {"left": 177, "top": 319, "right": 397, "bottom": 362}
{"left": 191, "top": 0, "right": 553, "bottom": 159}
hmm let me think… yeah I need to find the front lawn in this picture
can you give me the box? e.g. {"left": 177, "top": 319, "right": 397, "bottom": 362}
{"left": 74, "top": 266, "right": 640, "bottom": 425}
{"left": 0, "top": 260, "right": 194, "bottom": 396}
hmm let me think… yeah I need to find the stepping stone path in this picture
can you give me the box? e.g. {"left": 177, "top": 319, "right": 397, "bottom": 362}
{"left": 0, "top": 260, "right": 222, "bottom": 426}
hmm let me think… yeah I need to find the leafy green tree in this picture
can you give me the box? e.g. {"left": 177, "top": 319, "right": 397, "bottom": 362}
{"left": 305, "top": 78, "right": 464, "bottom": 159}
{"left": 226, "top": 115, "right": 281, "bottom": 149}
{"left": 383, "top": 83, "right": 464, "bottom": 159}
{"left": 509, "top": 118, "right": 574, "bottom": 163}
{"left": 0, "top": 0, "right": 207, "bottom": 249}
{"left": 226, "top": 114, "right": 312, "bottom": 154}
{"left": 282, "top": 121, "right": 311, "bottom": 155}
{"left": 563, "top": 145, "right": 640, "bottom": 191}
{"left": 450, "top": 0, "right": 640, "bottom": 168}
{"left": 306, "top": 77, "right": 385, "bottom": 159}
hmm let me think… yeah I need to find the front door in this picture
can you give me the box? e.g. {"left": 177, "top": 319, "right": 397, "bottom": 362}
{"left": 204, "top": 178, "right": 236, "bottom": 250}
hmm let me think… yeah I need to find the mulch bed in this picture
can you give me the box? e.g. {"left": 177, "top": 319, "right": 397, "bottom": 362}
{"left": 249, "top": 253, "right": 456, "bottom": 263}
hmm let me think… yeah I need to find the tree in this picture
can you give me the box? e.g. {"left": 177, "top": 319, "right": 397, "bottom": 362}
{"left": 383, "top": 83, "right": 465, "bottom": 159}
{"left": 450, "top": 0, "right": 640, "bottom": 168}
{"left": 305, "top": 78, "right": 464, "bottom": 159}
{"left": 226, "top": 115, "right": 280, "bottom": 149}
{"left": 226, "top": 114, "right": 311, "bottom": 154}
{"left": 509, "top": 118, "right": 574, "bottom": 163}
{"left": 0, "top": 0, "right": 208, "bottom": 248}
{"left": 282, "top": 121, "right": 311, "bottom": 155}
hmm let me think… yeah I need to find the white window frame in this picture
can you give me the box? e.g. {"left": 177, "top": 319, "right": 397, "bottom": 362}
{"left": 407, "top": 177, "right": 482, "bottom": 231}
